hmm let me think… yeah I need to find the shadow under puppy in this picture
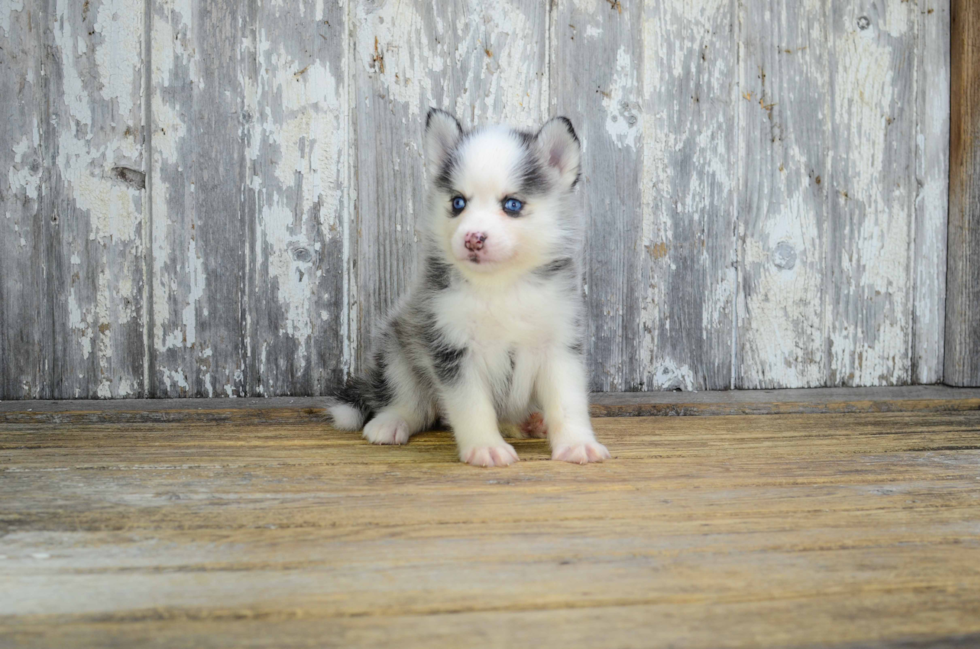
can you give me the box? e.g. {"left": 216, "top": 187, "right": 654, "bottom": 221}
{"left": 329, "top": 109, "right": 610, "bottom": 467}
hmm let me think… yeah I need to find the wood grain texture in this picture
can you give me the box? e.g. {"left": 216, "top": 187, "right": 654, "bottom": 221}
{"left": 826, "top": 1, "right": 917, "bottom": 386}
{"left": 736, "top": 0, "right": 831, "bottom": 389}
{"left": 913, "top": 0, "right": 950, "bottom": 384}
{"left": 149, "top": 0, "right": 250, "bottom": 397}
{"left": 738, "top": 0, "right": 940, "bottom": 389}
{"left": 351, "top": 0, "right": 549, "bottom": 371}
{"left": 641, "top": 0, "right": 738, "bottom": 391}
{"left": 0, "top": 1, "right": 48, "bottom": 398}
{"left": 247, "top": 0, "right": 350, "bottom": 396}
{"left": 946, "top": 0, "right": 980, "bottom": 386}
{"left": 47, "top": 0, "right": 147, "bottom": 399}
{"left": 555, "top": 0, "right": 644, "bottom": 392}
{"left": 2, "top": 410, "right": 980, "bottom": 647}
{"left": 0, "top": 1, "right": 959, "bottom": 396}
{"left": 0, "top": 0, "right": 148, "bottom": 399}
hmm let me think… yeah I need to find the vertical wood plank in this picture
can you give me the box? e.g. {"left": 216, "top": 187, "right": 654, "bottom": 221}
{"left": 826, "top": 0, "right": 916, "bottom": 386}
{"left": 946, "top": 0, "right": 980, "bottom": 386}
{"left": 912, "top": 0, "right": 950, "bottom": 385}
{"left": 555, "top": 0, "right": 644, "bottom": 392}
{"left": 149, "top": 0, "right": 250, "bottom": 397}
{"left": 351, "top": 0, "right": 549, "bottom": 370}
{"left": 0, "top": 0, "right": 49, "bottom": 398}
{"left": 45, "top": 0, "right": 147, "bottom": 398}
{"left": 640, "top": 0, "right": 738, "bottom": 390}
{"left": 736, "top": 0, "right": 831, "bottom": 388}
{"left": 248, "top": 1, "right": 349, "bottom": 396}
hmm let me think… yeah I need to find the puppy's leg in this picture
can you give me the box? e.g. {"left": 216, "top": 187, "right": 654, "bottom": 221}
{"left": 363, "top": 350, "right": 432, "bottom": 445}
{"left": 442, "top": 366, "right": 518, "bottom": 467}
{"left": 535, "top": 348, "right": 610, "bottom": 464}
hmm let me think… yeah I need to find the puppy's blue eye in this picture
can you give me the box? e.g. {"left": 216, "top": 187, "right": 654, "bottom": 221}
{"left": 451, "top": 196, "right": 466, "bottom": 212}
{"left": 503, "top": 198, "right": 523, "bottom": 215}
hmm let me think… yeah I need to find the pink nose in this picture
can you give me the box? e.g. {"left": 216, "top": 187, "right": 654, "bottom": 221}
{"left": 464, "top": 232, "right": 487, "bottom": 252}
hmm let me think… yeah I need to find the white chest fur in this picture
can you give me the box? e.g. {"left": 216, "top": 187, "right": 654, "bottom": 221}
{"left": 433, "top": 279, "right": 573, "bottom": 352}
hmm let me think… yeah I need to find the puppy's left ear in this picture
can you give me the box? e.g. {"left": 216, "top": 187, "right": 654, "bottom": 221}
{"left": 536, "top": 116, "right": 581, "bottom": 189}
{"left": 425, "top": 108, "right": 463, "bottom": 179}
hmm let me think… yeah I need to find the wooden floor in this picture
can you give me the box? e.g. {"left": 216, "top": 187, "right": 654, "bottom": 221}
{"left": 2, "top": 395, "right": 980, "bottom": 648}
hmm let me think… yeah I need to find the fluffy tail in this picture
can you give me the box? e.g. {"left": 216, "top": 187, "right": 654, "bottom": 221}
{"left": 327, "top": 378, "right": 373, "bottom": 431}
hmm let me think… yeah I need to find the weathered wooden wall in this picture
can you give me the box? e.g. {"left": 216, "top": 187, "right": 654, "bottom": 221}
{"left": 0, "top": 0, "right": 954, "bottom": 398}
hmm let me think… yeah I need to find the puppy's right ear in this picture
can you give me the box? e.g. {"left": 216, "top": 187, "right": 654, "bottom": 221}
{"left": 425, "top": 108, "right": 462, "bottom": 179}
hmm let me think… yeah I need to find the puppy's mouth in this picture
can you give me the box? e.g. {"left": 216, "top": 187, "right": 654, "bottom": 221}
{"left": 457, "top": 251, "right": 504, "bottom": 272}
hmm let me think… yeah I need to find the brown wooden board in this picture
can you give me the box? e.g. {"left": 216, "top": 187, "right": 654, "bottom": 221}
{"left": 2, "top": 386, "right": 979, "bottom": 425}
{"left": 946, "top": 0, "right": 980, "bottom": 387}
{"left": 2, "top": 410, "right": 980, "bottom": 647}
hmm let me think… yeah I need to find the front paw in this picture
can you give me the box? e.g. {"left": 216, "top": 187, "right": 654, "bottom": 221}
{"left": 363, "top": 415, "right": 411, "bottom": 445}
{"left": 552, "top": 441, "right": 610, "bottom": 464}
{"left": 461, "top": 443, "right": 519, "bottom": 467}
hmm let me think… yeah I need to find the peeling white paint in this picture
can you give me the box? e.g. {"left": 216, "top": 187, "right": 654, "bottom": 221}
{"left": 93, "top": 0, "right": 143, "bottom": 121}
{"left": 827, "top": 1, "right": 914, "bottom": 385}
{"left": 602, "top": 47, "right": 640, "bottom": 150}
{"left": 7, "top": 133, "right": 41, "bottom": 203}
{"left": 355, "top": 1, "right": 439, "bottom": 117}
{"left": 249, "top": 20, "right": 347, "bottom": 384}
{"left": 453, "top": 0, "right": 545, "bottom": 129}
{"left": 738, "top": 190, "right": 826, "bottom": 388}
{"left": 46, "top": 0, "right": 145, "bottom": 397}
{"left": 0, "top": 0, "right": 26, "bottom": 35}
{"left": 160, "top": 367, "right": 190, "bottom": 393}
{"left": 1, "top": 0, "right": 950, "bottom": 398}
{"left": 649, "top": 359, "right": 696, "bottom": 392}
{"left": 151, "top": 0, "right": 199, "bottom": 358}
{"left": 68, "top": 287, "right": 94, "bottom": 360}
{"left": 640, "top": 0, "right": 735, "bottom": 389}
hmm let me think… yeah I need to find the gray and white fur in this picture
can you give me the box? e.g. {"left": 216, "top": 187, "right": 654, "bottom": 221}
{"left": 329, "top": 109, "right": 609, "bottom": 467}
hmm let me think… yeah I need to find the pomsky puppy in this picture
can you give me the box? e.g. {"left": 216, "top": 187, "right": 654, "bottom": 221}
{"left": 328, "top": 109, "right": 610, "bottom": 467}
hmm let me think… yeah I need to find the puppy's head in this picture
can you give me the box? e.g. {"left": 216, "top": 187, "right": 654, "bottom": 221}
{"left": 423, "top": 110, "right": 581, "bottom": 281}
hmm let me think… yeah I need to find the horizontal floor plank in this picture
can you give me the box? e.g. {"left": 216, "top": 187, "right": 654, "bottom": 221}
{"left": 2, "top": 410, "right": 980, "bottom": 647}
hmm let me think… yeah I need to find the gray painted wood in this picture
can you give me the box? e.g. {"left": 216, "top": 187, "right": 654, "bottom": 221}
{"left": 826, "top": 1, "right": 917, "bottom": 386}
{"left": 640, "top": 0, "right": 738, "bottom": 391}
{"left": 946, "top": 0, "right": 980, "bottom": 386}
{"left": 737, "top": 0, "right": 832, "bottom": 389}
{"left": 556, "top": 0, "right": 645, "bottom": 392}
{"left": 913, "top": 1, "right": 950, "bottom": 384}
{"left": 149, "top": 0, "right": 250, "bottom": 397}
{"left": 0, "top": 0, "right": 49, "bottom": 399}
{"left": 1, "top": 0, "right": 146, "bottom": 399}
{"left": 248, "top": 0, "right": 350, "bottom": 396}
{"left": 48, "top": 0, "right": 147, "bottom": 399}
{"left": 0, "top": 0, "right": 961, "bottom": 398}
